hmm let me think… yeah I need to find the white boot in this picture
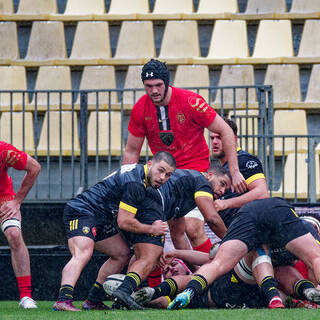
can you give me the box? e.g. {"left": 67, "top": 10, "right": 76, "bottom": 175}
{"left": 19, "top": 296, "right": 38, "bottom": 309}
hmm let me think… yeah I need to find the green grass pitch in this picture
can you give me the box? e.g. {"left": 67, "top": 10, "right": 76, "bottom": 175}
{"left": 0, "top": 301, "right": 319, "bottom": 320}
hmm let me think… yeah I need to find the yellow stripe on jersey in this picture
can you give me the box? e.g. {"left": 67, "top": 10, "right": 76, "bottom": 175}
{"left": 69, "top": 219, "right": 78, "bottom": 231}
{"left": 144, "top": 164, "right": 148, "bottom": 187}
{"left": 194, "top": 191, "right": 213, "bottom": 200}
{"left": 119, "top": 202, "right": 138, "bottom": 214}
{"left": 290, "top": 208, "right": 299, "bottom": 218}
{"left": 246, "top": 173, "right": 265, "bottom": 185}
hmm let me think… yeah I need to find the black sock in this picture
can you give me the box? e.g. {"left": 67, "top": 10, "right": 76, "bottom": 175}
{"left": 118, "top": 272, "right": 141, "bottom": 295}
{"left": 185, "top": 274, "right": 208, "bottom": 298}
{"left": 294, "top": 279, "right": 315, "bottom": 298}
{"left": 260, "top": 276, "right": 280, "bottom": 303}
{"left": 152, "top": 278, "right": 178, "bottom": 300}
{"left": 87, "top": 281, "right": 106, "bottom": 304}
{"left": 58, "top": 284, "right": 74, "bottom": 301}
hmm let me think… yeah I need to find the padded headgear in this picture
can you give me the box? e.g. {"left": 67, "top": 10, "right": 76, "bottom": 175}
{"left": 141, "top": 59, "right": 170, "bottom": 100}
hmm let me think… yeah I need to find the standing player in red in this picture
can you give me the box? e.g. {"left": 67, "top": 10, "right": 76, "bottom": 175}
{"left": 0, "top": 141, "right": 41, "bottom": 308}
{"left": 123, "top": 59, "right": 246, "bottom": 261}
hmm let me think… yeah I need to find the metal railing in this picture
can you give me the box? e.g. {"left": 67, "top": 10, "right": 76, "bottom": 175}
{"left": 1, "top": 86, "right": 319, "bottom": 204}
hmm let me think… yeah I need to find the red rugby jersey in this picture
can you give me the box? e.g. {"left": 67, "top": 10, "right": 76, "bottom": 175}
{"left": 128, "top": 86, "right": 216, "bottom": 171}
{"left": 0, "top": 141, "right": 27, "bottom": 196}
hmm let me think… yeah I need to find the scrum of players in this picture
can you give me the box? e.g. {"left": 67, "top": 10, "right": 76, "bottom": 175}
{"left": 52, "top": 118, "right": 320, "bottom": 312}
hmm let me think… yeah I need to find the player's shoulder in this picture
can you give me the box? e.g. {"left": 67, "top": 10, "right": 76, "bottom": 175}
{"left": 117, "top": 164, "right": 146, "bottom": 184}
{"left": 237, "top": 149, "right": 262, "bottom": 168}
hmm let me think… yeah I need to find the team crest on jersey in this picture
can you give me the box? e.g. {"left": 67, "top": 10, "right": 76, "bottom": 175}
{"left": 246, "top": 160, "right": 258, "bottom": 169}
{"left": 176, "top": 112, "right": 186, "bottom": 124}
{"left": 82, "top": 226, "right": 90, "bottom": 234}
{"left": 188, "top": 96, "right": 208, "bottom": 113}
{"left": 160, "top": 132, "right": 174, "bottom": 146}
{"left": 92, "top": 227, "right": 97, "bottom": 237}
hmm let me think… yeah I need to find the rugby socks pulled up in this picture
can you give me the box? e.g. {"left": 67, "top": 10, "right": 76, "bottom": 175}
{"left": 17, "top": 275, "right": 32, "bottom": 299}
{"left": 87, "top": 281, "right": 106, "bottom": 304}
{"left": 152, "top": 278, "right": 178, "bottom": 300}
{"left": 193, "top": 238, "right": 212, "bottom": 254}
{"left": 294, "top": 279, "right": 315, "bottom": 298}
{"left": 118, "top": 272, "right": 141, "bottom": 295}
{"left": 260, "top": 276, "right": 281, "bottom": 304}
{"left": 147, "top": 266, "right": 162, "bottom": 288}
{"left": 185, "top": 274, "right": 208, "bottom": 298}
{"left": 57, "top": 284, "right": 74, "bottom": 302}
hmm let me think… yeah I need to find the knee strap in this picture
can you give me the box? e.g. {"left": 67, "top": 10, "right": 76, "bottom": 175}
{"left": 1, "top": 218, "right": 21, "bottom": 233}
{"left": 252, "top": 255, "right": 272, "bottom": 271}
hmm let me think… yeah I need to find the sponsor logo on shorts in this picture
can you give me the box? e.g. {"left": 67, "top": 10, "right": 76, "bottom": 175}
{"left": 82, "top": 226, "right": 90, "bottom": 234}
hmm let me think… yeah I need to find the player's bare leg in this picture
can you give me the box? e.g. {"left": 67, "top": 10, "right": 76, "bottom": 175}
{"left": 185, "top": 217, "right": 211, "bottom": 251}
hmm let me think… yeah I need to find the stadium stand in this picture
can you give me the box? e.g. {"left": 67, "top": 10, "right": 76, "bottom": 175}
{"left": 244, "top": 0, "right": 287, "bottom": 16}
{"left": 0, "top": 0, "right": 13, "bottom": 14}
{"left": 194, "top": 20, "right": 248, "bottom": 65}
{"left": 28, "top": 66, "right": 72, "bottom": 111}
{"left": 87, "top": 111, "right": 122, "bottom": 156}
{"left": 107, "top": 0, "right": 149, "bottom": 20}
{"left": 37, "top": 111, "right": 80, "bottom": 156}
{"left": 145, "top": 0, "right": 194, "bottom": 19}
{"left": 158, "top": 20, "right": 200, "bottom": 64}
{"left": 0, "top": 111, "right": 34, "bottom": 155}
{"left": 74, "top": 65, "right": 118, "bottom": 111}
{"left": 287, "top": 0, "right": 320, "bottom": 18}
{"left": 0, "top": 66, "right": 28, "bottom": 111}
{"left": 16, "top": 0, "right": 57, "bottom": 19}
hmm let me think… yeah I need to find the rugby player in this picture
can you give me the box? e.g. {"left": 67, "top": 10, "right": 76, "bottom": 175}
{"left": 168, "top": 197, "right": 320, "bottom": 309}
{"left": 123, "top": 58, "right": 246, "bottom": 255}
{"left": 0, "top": 141, "right": 40, "bottom": 309}
{"left": 53, "top": 151, "right": 175, "bottom": 312}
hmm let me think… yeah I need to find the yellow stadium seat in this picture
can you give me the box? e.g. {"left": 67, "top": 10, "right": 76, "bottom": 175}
{"left": 287, "top": 0, "right": 320, "bottom": 18}
{"left": 87, "top": 111, "right": 123, "bottom": 156}
{"left": 273, "top": 153, "right": 320, "bottom": 199}
{"left": 0, "top": 0, "right": 13, "bottom": 14}
{"left": 174, "top": 65, "right": 210, "bottom": 102}
{"left": 0, "top": 66, "right": 28, "bottom": 111}
{"left": 120, "top": 65, "right": 145, "bottom": 111}
{"left": 214, "top": 65, "right": 257, "bottom": 109}
{"left": 239, "top": 20, "right": 293, "bottom": 64}
{"left": 264, "top": 64, "right": 301, "bottom": 108}
{"left": 109, "top": 21, "right": 155, "bottom": 65}
{"left": 284, "top": 20, "right": 320, "bottom": 64}
{"left": 37, "top": 111, "right": 80, "bottom": 156}
{"left": 301, "top": 64, "right": 320, "bottom": 109}
{"left": 28, "top": 66, "right": 72, "bottom": 111}
{"left": 228, "top": 110, "right": 259, "bottom": 155}
{"left": 158, "top": 20, "right": 200, "bottom": 64}
{"left": 184, "top": 0, "right": 238, "bottom": 19}
{"left": 244, "top": 0, "right": 287, "bottom": 18}
{"left": 148, "top": 0, "right": 193, "bottom": 19}
{"left": 273, "top": 110, "right": 308, "bottom": 156}
{"left": 107, "top": 0, "right": 149, "bottom": 20}
{"left": 74, "top": 66, "right": 118, "bottom": 111}
{"left": 0, "top": 112, "right": 35, "bottom": 155}
{"left": 52, "top": 0, "right": 105, "bottom": 20}
{"left": 194, "top": 20, "right": 248, "bottom": 65}
{"left": 63, "top": 22, "right": 111, "bottom": 65}
{"left": 0, "top": 22, "right": 19, "bottom": 63}
{"left": 21, "top": 21, "right": 67, "bottom": 66}
{"left": 16, "top": 0, "right": 57, "bottom": 19}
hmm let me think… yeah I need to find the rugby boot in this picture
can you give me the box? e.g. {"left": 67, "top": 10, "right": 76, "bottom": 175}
{"left": 303, "top": 288, "right": 320, "bottom": 303}
{"left": 112, "top": 288, "right": 144, "bottom": 310}
{"left": 287, "top": 297, "right": 320, "bottom": 309}
{"left": 131, "top": 287, "right": 155, "bottom": 306}
{"left": 82, "top": 299, "right": 110, "bottom": 310}
{"left": 268, "top": 296, "right": 285, "bottom": 309}
{"left": 19, "top": 297, "right": 37, "bottom": 309}
{"left": 52, "top": 300, "right": 81, "bottom": 312}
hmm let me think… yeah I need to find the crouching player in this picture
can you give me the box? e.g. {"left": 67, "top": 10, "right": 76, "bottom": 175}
{"left": 169, "top": 197, "right": 320, "bottom": 309}
{"left": 53, "top": 151, "right": 175, "bottom": 311}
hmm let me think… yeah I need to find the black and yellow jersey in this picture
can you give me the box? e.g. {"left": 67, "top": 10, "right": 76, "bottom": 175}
{"left": 67, "top": 163, "right": 162, "bottom": 220}
{"left": 159, "top": 169, "right": 213, "bottom": 220}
